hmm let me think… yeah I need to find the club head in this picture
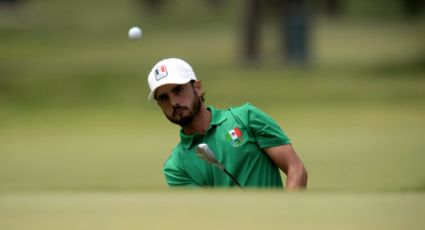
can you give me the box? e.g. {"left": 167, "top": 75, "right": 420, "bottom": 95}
{"left": 196, "top": 143, "right": 240, "bottom": 187}
{"left": 196, "top": 143, "right": 220, "bottom": 165}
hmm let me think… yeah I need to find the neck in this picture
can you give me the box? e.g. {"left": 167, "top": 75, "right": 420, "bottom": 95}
{"left": 182, "top": 105, "right": 211, "bottom": 135}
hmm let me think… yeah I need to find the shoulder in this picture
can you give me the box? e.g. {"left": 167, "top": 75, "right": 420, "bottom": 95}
{"left": 210, "top": 103, "right": 263, "bottom": 116}
{"left": 230, "top": 102, "right": 264, "bottom": 113}
{"left": 230, "top": 102, "right": 255, "bottom": 111}
{"left": 229, "top": 102, "right": 269, "bottom": 119}
{"left": 231, "top": 102, "right": 261, "bottom": 111}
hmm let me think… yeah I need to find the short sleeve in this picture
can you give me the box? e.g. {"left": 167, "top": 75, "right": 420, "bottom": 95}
{"left": 246, "top": 104, "right": 291, "bottom": 148}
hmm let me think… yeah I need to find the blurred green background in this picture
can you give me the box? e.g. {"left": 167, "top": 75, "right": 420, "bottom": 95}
{"left": 1, "top": 0, "right": 424, "bottom": 229}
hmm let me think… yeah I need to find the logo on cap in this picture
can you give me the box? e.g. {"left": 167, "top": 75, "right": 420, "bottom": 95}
{"left": 154, "top": 65, "right": 168, "bottom": 80}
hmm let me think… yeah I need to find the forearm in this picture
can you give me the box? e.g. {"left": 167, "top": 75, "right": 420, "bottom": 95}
{"left": 264, "top": 144, "right": 308, "bottom": 190}
{"left": 285, "top": 162, "right": 308, "bottom": 190}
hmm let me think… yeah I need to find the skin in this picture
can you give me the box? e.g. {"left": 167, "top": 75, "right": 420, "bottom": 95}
{"left": 264, "top": 145, "right": 308, "bottom": 190}
{"left": 155, "top": 81, "right": 210, "bottom": 135}
{"left": 155, "top": 80, "right": 307, "bottom": 190}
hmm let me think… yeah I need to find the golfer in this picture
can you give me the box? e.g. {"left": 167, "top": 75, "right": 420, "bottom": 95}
{"left": 147, "top": 58, "right": 308, "bottom": 189}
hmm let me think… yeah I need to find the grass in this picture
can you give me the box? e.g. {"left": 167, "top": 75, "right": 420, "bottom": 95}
{"left": 1, "top": 0, "right": 425, "bottom": 193}
{"left": 1, "top": 191, "right": 424, "bottom": 230}
{"left": 1, "top": 103, "right": 424, "bottom": 192}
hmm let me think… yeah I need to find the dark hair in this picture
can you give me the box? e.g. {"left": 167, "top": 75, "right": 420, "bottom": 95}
{"left": 190, "top": 80, "right": 205, "bottom": 102}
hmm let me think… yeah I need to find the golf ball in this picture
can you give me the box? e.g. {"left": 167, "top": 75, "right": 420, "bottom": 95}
{"left": 128, "top": 26, "right": 142, "bottom": 40}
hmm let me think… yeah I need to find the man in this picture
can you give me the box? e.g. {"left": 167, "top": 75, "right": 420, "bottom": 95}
{"left": 147, "top": 58, "right": 307, "bottom": 189}
{"left": 241, "top": 0, "right": 309, "bottom": 64}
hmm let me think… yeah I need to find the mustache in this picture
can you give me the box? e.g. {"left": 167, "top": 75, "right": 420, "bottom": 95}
{"left": 172, "top": 106, "right": 188, "bottom": 116}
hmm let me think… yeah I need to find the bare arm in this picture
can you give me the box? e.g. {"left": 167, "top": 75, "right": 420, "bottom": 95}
{"left": 264, "top": 144, "right": 308, "bottom": 190}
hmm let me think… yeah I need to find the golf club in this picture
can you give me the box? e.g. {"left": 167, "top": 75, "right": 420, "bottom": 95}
{"left": 196, "top": 143, "right": 241, "bottom": 187}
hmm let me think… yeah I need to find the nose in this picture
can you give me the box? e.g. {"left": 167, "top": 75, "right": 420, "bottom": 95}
{"left": 169, "top": 95, "right": 180, "bottom": 107}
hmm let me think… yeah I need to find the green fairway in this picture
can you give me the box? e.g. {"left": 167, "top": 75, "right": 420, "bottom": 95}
{"left": 1, "top": 191, "right": 424, "bottom": 230}
{"left": 1, "top": 104, "right": 424, "bottom": 192}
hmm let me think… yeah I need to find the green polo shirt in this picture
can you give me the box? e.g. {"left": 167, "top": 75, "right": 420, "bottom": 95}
{"left": 163, "top": 103, "right": 291, "bottom": 188}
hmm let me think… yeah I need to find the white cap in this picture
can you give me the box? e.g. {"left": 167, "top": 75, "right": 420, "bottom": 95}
{"left": 147, "top": 58, "right": 197, "bottom": 100}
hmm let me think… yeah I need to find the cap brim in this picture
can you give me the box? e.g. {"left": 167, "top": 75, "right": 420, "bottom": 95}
{"left": 147, "top": 91, "right": 155, "bottom": 101}
{"left": 147, "top": 78, "right": 192, "bottom": 101}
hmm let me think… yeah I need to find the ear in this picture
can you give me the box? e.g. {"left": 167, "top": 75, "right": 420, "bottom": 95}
{"left": 193, "top": 80, "right": 203, "bottom": 97}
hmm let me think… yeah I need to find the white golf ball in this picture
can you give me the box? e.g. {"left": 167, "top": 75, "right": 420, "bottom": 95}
{"left": 128, "top": 26, "right": 142, "bottom": 40}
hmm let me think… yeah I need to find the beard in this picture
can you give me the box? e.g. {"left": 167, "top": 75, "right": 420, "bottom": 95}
{"left": 165, "top": 93, "right": 202, "bottom": 126}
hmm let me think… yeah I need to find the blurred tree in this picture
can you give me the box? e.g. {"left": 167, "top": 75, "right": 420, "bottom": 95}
{"left": 325, "top": 0, "right": 342, "bottom": 18}
{"left": 0, "top": 0, "right": 21, "bottom": 4}
{"left": 137, "top": 0, "right": 165, "bottom": 13}
{"left": 241, "top": 0, "right": 262, "bottom": 61}
{"left": 0, "top": 0, "right": 23, "bottom": 8}
{"left": 206, "top": 0, "right": 225, "bottom": 8}
{"left": 135, "top": 0, "right": 225, "bottom": 13}
{"left": 401, "top": 0, "right": 424, "bottom": 18}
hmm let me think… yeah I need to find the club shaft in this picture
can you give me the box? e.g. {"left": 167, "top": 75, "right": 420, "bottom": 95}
{"left": 223, "top": 168, "right": 241, "bottom": 187}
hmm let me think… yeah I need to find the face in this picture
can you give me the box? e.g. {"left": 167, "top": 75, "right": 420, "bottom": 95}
{"left": 155, "top": 81, "right": 202, "bottom": 126}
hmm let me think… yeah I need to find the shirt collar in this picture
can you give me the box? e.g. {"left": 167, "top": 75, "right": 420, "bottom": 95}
{"left": 180, "top": 105, "right": 227, "bottom": 150}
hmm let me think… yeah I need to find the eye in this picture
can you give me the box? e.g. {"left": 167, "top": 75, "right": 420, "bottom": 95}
{"left": 157, "top": 94, "right": 169, "bottom": 103}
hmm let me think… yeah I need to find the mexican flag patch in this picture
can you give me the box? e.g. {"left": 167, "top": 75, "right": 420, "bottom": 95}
{"left": 226, "top": 127, "right": 244, "bottom": 147}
